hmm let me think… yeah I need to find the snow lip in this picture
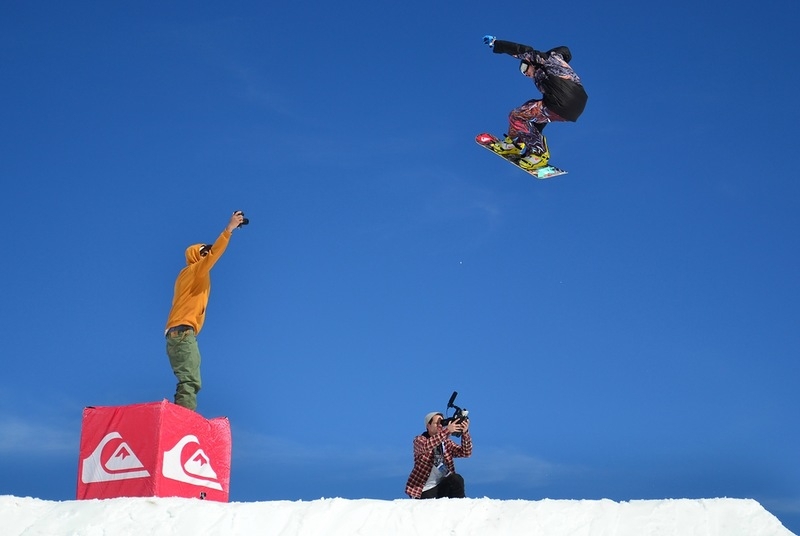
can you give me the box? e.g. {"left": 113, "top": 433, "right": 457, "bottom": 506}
{"left": 0, "top": 495, "right": 795, "bottom": 536}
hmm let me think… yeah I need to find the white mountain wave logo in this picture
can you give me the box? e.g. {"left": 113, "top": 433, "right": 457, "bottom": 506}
{"left": 162, "top": 435, "right": 223, "bottom": 491}
{"left": 81, "top": 432, "right": 150, "bottom": 483}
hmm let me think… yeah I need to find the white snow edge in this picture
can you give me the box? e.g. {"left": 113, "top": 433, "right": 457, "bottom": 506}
{"left": 0, "top": 495, "right": 795, "bottom": 536}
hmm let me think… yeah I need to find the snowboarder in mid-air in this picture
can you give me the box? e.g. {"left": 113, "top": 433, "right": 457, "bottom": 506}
{"left": 482, "top": 35, "right": 588, "bottom": 171}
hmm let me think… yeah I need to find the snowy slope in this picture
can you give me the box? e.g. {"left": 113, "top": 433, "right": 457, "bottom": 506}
{"left": 0, "top": 495, "right": 795, "bottom": 536}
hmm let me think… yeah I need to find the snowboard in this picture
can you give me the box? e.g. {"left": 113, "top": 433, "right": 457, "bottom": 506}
{"left": 475, "top": 133, "right": 568, "bottom": 179}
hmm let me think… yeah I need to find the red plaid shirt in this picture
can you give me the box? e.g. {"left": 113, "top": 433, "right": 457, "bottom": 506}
{"left": 405, "top": 429, "right": 472, "bottom": 498}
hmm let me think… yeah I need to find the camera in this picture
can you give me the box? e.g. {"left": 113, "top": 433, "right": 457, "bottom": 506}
{"left": 236, "top": 211, "right": 249, "bottom": 228}
{"left": 440, "top": 391, "right": 469, "bottom": 437}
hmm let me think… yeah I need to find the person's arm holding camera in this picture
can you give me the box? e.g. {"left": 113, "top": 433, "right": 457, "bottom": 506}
{"left": 225, "top": 211, "right": 245, "bottom": 233}
{"left": 197, "top": 211, "right": 247, "bottom": 272}
{"left": 446, "top": 420, "right": 472, "bottom": 458}
{"left": 413, "top": 428, "right": 450, "bottom": 459}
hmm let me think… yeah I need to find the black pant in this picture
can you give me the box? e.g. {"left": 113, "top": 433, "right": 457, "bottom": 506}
{"left": 420, "top": 473, "right": 465, "bottom": 499}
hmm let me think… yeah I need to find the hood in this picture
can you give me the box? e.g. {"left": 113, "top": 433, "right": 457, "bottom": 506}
{"left": 185, "top": 243, "right": 204, "bottom": 265}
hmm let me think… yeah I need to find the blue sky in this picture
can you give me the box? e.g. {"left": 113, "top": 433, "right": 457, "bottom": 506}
{"left": 2, "top": 0, "right": 799, "bottom": 532}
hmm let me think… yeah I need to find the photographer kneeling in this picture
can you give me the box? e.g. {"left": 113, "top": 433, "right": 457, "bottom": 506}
{"left": 405, "top": 411, "right": 472, "bottom": 499}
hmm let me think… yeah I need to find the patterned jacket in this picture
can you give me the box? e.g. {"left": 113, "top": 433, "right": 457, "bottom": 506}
{"left": 405, "top": 429, "right": 473, "bottom": 498}
{"left": 493, "top": 39, "right": 588, "bottom": 122}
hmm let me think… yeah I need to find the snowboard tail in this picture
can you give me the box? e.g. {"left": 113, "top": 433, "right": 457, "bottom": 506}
{"left": 475, "top": 133, "right": 567, "bottom": 179}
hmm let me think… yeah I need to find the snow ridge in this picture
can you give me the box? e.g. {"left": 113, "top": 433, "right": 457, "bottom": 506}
{"left": 0, "top": 495, "right": 795, "bottom": 536}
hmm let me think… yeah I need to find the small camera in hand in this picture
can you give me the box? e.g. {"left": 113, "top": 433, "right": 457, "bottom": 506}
{"left": 236, "top": 211, "right": 249, "bottom": 228}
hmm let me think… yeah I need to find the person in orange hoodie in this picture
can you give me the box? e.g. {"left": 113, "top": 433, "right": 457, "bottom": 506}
{"left": 165, "top": 211, "right": 246, "bottom": 411}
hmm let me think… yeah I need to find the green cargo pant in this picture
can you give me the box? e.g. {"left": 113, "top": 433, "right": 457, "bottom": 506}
{"left": 166, "top": 328, "right": 202, "bottom": 411}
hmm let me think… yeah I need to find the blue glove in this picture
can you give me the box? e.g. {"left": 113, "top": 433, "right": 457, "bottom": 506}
{"left": 483, "top": 35, "right": 496, "bottom": 47}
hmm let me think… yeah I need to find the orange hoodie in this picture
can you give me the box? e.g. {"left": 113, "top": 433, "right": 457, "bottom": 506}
{"left": 165, "top": 230, "right": 232, "bottom": 335}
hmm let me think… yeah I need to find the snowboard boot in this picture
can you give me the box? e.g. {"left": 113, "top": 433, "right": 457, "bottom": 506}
{"left": 490, "top": 135, "right": 524, "bottom": 156}
{"left": 518, "top": 136, "right": 550, "bottom": 170}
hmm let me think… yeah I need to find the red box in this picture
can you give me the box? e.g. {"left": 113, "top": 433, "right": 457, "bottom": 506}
{"left": 77, "top": 400, "right": 231, "bottom": 502}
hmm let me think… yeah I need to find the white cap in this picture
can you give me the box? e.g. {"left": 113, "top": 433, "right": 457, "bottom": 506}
{"left": 424, "top": 412, "right": 443, "bottom": 426}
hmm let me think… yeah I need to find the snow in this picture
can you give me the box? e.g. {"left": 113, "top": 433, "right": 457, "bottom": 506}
{"left": 1, "top": 495, "right": 795, "bottom": 536}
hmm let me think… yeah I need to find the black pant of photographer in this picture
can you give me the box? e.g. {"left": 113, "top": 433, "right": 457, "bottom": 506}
{"left": 420, "top": 473, "right": 465, "bottom": 499}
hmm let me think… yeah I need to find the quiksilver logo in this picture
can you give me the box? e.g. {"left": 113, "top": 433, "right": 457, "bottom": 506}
{"left": 162, "top": 434, "right": 223, "bottom": 490}
{"left": 81, "top": 432, "right": 150, "bottom": 483}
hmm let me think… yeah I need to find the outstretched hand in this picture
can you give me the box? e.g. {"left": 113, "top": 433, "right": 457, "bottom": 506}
{"left": 483, "top": 35, "right": 496, "bottom": 47}
{"left": 226, "top": 211, "right": 245, "bottom": 233}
